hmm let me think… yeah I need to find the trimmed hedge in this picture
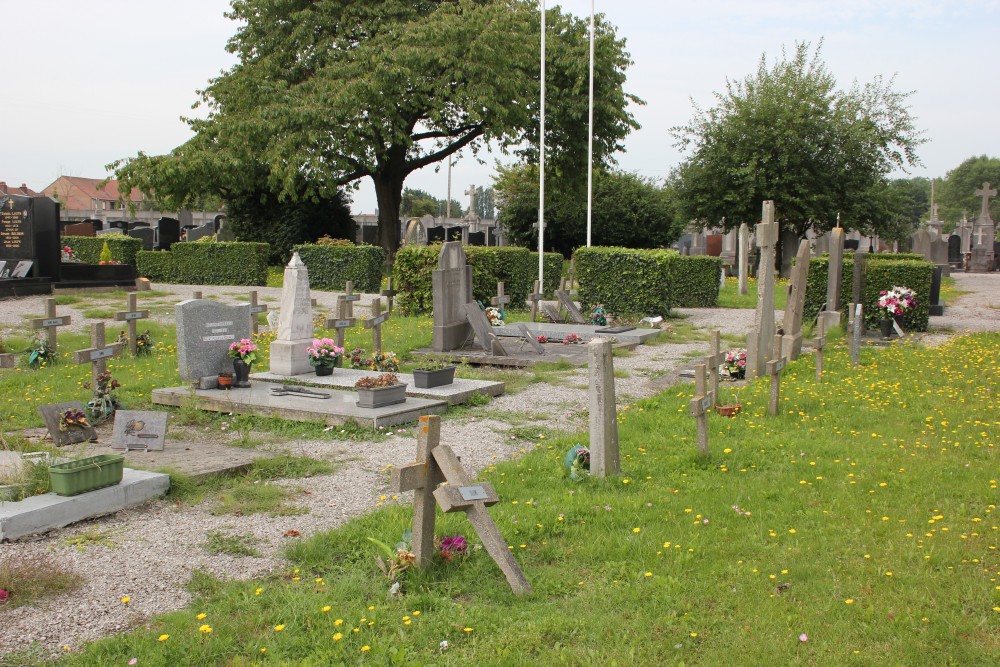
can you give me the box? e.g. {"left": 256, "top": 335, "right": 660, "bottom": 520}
{"left": 292, "top": 243, "right": 385, "bottom": 293}
{"left": 393, "top": 244, "right": 562, "bottom": 315}
{"left": 668, "top": 255, "right": 724, "bottom": 308}
{"left": 135, "top": 251, "right": 175, "bottom": 282}
{"left": 63, "top": 235, "right": 141, "bottom": 267}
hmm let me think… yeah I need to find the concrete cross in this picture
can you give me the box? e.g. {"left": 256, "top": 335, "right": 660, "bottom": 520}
{"left": 688, "top": 363, "right": 713, "bottom": 456}
{"left": 30, "top": 297, "right": 71, "bottom": 353}
{"left": 342, "top": 280, "right": 360, "bottom": 319}
{"left": 363, "top": 298, "right": 391, "bottom": 355}
{"left": 848, "top": 303, "right": 863, "bottom": 367}
{"left": 73, "top": 322, "right": 122, "bottom": 387}
{"left": 248, "top": 290, "right": 268, "bottom": 335}
{"left": 465, "top": 184, "right": 477, "bottom": 216}
{"left": 490, "top": 281, "right": 511, "bottom": 310}
{"left": 390, "top": 415, "right": 446, "bottom": 567}
{"left": 975, "top": 181, "right": 996, "bottom": 220}
{"left": 703, "top": 330, "right": 725, "bottom": 409}
{"left": 814, "top": 318, "right": 826, "bottom": 382}
{"left": 380, "top": 276, "right": 398, "bottom": 314}
{"left": 589, "top": 337, "right": 620, "bottom": 477}
{"left": 114, "top": 292, "right": 150, "bottom": 356}
{"left": 325, "top": 296, "right": 356, "bottom": 350}
{"left": 527, "top": 280, "right": 543, "bottom": 322}
{"left": 765, "top": 333, "right": 786, "bottom": 416}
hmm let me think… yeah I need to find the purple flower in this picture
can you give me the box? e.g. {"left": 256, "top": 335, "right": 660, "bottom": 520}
{"left": 439, "top": 535, "right": 468, "bottom": 554}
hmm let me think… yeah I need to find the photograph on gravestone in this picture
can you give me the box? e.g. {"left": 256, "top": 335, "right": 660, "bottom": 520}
{"left": 176, "top": 300, "right": 252, "bottom": 382}
{"left": 111, "top": 410, "right": 168, "bottom": 451}
{"left": 38, "top": 401, "right": 97, "bottom": 447}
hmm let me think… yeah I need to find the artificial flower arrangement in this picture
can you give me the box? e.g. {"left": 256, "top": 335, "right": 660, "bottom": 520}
{"left": 354, "top": 372, "right": 400, "bottom": 390}
{"left": 306, "top": 338, "right": 344, "bottom": 368}
{"left": 723, "top": 348, "right": 747, "bottom": 380}
{"left": 564, "top": 444, "right": 591, "bottom": 481}
{"left": 85, "top": 371, "right": 122, "bottom": 422}
{"left": 61, "top": 245, "right": 79, "bottom": 262}
{"left": 536, "top": 335, "right": 549, "bottom": 344}
{"left": 228, "top": 338, "right": 259, "bottom": 365}
{"left": 589, "top": 305, "right": 608, "bottom": 326}
{"left": 435, "top": 534, "right": 471, "bottom": 564}
{"left": 484, "top": 306, "right": 504, "bottom": 327}
{"left": 348, "top": 348, "right": 400, "bottom": 372}
{"left": 563, "top": 333, "right": 582, "bottom": 344}
{"left": 877, "top": 285, "right": 916, "bottom": 316}
{"left": 118, "top": 329, "right": 155, "bottom": 357}
{"left": 25, "top": 338, "right": 55, "bottom": 369}
{"left": 59, "top": 407, "right": 91, "bottom": 432}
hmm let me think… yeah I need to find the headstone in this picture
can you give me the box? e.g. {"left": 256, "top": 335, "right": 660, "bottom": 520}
{"left": 956, "top": 215, "right": 973, "bottom": 255}
{"left": 63, "top": 222, "right": 96, "bottom": 237}
{"left": 107, "top": 219, "right": 128, "bottom": 232}
{"left": 850, "top": 252, "right": 867, "bottom": 336}
{"left": 186, "top": 225, "right": 214, "bottom": 242}
{"left": 911, "top": 227, "right": 932, "bottom": 261}
{"left": 73, "top": 323, "right": 123, "bottom": 388}
{"left": 111, "top": 410, "right": 167, "bottom": 451}
{"left": 403, "top": 218, "right": 427, "bottom": 246}
{"left": 766, "top": 333, "right": 785, "bottom": 416}
{"left": 779, "top": 228, "right": 799, "bottom": 277}
{"left": 721, "top": 228, "right": 737, "bottom": 265}
{"left": 216, "top": 219, "right": 236, "bottom": 242}
{"left": 390, "top": 415, "right": 531, "bottom": 595}
{"left": 814, "top": 318, "right": 826, "bottom": 381}
{"left": 213, "top": 214, "right": 224, "bottom": 232}
{"left": 737, "top": 223, "right": 749, "bottom": 295}
{"left": 929, "top": 266, "right": 944, "bottom": 316}
{"left": 970, "top": 182, "right": 997, "bottom": 272}
{"left": 746, "top": 201, "right": 778, "bottom": 378}
{"left": 30, "top": 297, "right": 71, "bottom": 352}
{"left": 541, "top": 303, "right": 564, "bottom": 323}
{"left": 38, "top": 401, "right": 97, "bottom": 447}
{"left": 462, "top": 302, "right": 508, "bottom": 356}
{"left": 1, "top": 194, "right": 59, "bottom": 280}
{"left": 705, "top": 233, "right": 723, "bottom": 257}
{"left": 947, "top": 235, "right": 963, "bottom": 269}
{"left": 515, "top": 322, "right": 546, "bottom": 355}
{"left": 588, "top": 338, "right": 620, "bottom": 477}
{"left": 555, "top": 280, "right": 587, "bottom": 324}
{"left": 270, "top": 252, "right": 314, "bottom": 376}
{"left": 177, "top": 209, "right": 194, "bottom": 230}
{"left": 820, "top": 227, "right": 845, "bottom": 332}
{"left": 431, "top": 242, "right": 473, "bottom": 352}
{"left": 175, "top": 299, "right": 251, "bottom": 382}
{"left": 128, "top": 226, "right": 155, "bottom": 251}
{"left": 688, "top": 364, "right": 712, "bottom": 456}
{"left": 781, "top": 239, "right": 811, "bottom": 360}
{"left": 527, "top": 279, "right": 543, "bottom": 322}
{"left": 155, "top": 217, "right": 181, "bottom": 251}
{"left": 490, "top": 281, "right": 511, "bottom": 311}
{"left": 114, "top": 292, "right": 150, "bottom": 355}
{"left": 426, "top": 225, "right": 446, "bottom": 243}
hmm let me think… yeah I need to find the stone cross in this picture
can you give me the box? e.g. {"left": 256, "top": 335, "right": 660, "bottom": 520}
{"left": 568, "top": 257, "right": 577, "bottom": 295}
{"left": 781, "top": 239, "right": 812, "bottom": 361}
{"left": 766, "top": 333, "right": 785, "bottom": 417}
{"left": 688, "top": 363, "right": 713, "bottom": 456}
{"left": 380, "top": 276, "right": 398, "bottom": 314}
{"left": 975, "top": 181, "right": 996, "bottom": 221}
{"left": 848, "top": 303, "right": 863, "bottom": 367}
{"left": 555, "top": 279, "right": 587, "bottom": 323}
{"left": 527, "top": 280, "right": 543, "bottom": 322}
{"left": 248, "top": 291, "right": 268, "bottom": 335}
{"left": 114, "top": 292, "right": 150, "bottom": 356}
{"left": 588, "top": 338, "right": 620, "bottom": 478}
{"left": 325, "top": 296, "right": 356, "bottom": 350}
{"left": 814, "top": 318, "right": 826, "bottom": 382}
{"left": 704, "top": 330, "right": 724, "bottom": 409}
{"left": 73, "top": 323, "right": 122, "bottom": 388}
{"left": 30, "top": 297, "right": 71, "bottom": 353}
{"left": 390, "top": 415, "right": 532, "bottom": 595}
{"left": 465, "top": 184, "right": 477, "bottom": 216}
{"left": 363, "top": 298, "right": 391, "bottom": 356}
{"left": 490, "top": 281, "right": 511, "bottom": 312}
{"left": 737, "top": 223, "right": 749, "bottom": 295}
{"left": 821, "top": 227, "right": 845, "bottom": 332}
{"left": 746, "top": 200, "right": 778, "bottom": 378}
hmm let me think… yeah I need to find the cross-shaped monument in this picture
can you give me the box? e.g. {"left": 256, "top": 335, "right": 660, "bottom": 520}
{"left": 73, "top": 323, "right": 122, "bottom": 387}
{"left": 363, "top": 298, "right": 391, "bottom": 355}
{"left": 527, "top": 280, "right": 543, "bottom": 322}
{"left": 391, "top": 415, "right": 532, "bottom": 595}
{"left": 490, "top": 281, "right": 511, "bottom": 311}
{"left": 747, "top": 201, "right": 778, "bottom": 378}
{"left": 30, "top": 297, "right": 71, "bottom": 353}
{"left": 114, "top": 293, "right": 150, "bottom": 355}
{"left": 688, "top": 363, "right": 714, "bottom": 456}
{"left": 325, "top": 296, "right": 356, "bottom": 350}
{"left": 975, "top": 181, "right": 996, "bottom": 222}
{"left": 766, "top": 333, "right": 786, "bottom": 417}
{"left": 465, "top": 184, "right": 477, "bottom": 217}
{"left": 248, "top": 291, "right": 268, "bottom": 335}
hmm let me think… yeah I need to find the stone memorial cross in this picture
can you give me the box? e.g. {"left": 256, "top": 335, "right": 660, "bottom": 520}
{"left": 363, "top": 297, "right": 391, "bottom": 356}
{"left": 747, "top": 201, "right": 778, "bottom": 378}
{"left": 325, "top": 296, "right": 356, "bottom": 350}
{"left": 269, "top": 251, "right": 314, "bottom": 376}
{"left": 589, "top": 338, "right": 620, "bottom": 477}
{"left": 527, "top": 280, "right": 543, "bottom": 322}
{"left": 248, "top": 291, "right": 268, "bottom": 335}
{"left": 688, "top": 363, "right": 713, "bottom": 456}
{"left": 114, "top": 292, "right": 150, "bottom": 356}
{"left": 555, "top": 279, "right": 587, "bottom": 324}
{"left": 821, "top": 227, "right": 845, "bottom": 332}
{"left": 73, "top": 323, "right": 122, "bottom": 387}
{"left": 30, "top": 297, "right": 71, "bottom": 353}
{"left": 766, "top": 333, "right": 786, "bottom": 417}
{"left": 380, "top": 275, "right": 398, "bottom": 314}
{"left": 975, "top": 181, "right": 996, "bottom": 222}
{"left": 780, "top": 239, "right": 812, "bottom": 361}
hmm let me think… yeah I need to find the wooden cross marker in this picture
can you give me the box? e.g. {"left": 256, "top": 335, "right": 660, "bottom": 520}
{"left": 325, "top": 296, "right": 356, "bottom": 350}
{"left": 766, "top": 333, "right": 786, "bottom": 416}
{"left": 363, "top": 298, "right": 391, "bottom": 355}
{"left": 380, "top": 276, "right": 398, "bottom": 314}
{"left": 704, "top": 329, "right": 725, "bottom": 409}
{"left": 527, "top": 280, "right": 543, "bottom": 322}
{"left": 567, "top": 257, "right": 577, "bottom": 295}
{"left": 30, "top": 297, "right": 71, "bottom": 352}
{"left": 688, "top": 363, "right": 713, "bottom": 456}
{"left": 390, "top": 415, "right": 532, "bottom": 595}
{"left": 73, "top": 323, "right": 122, "bottom": 387}
{"left": 814, "top": 318, "right": 826, "bottom": 381}
{"left": 114, "top": 292, "right": 150, "bottom": 356}
{"left": 490, "top": 281, "right": 511, "bottom": 311}
{"left": 248, "top": 290, "right": 268, "bottom": 335}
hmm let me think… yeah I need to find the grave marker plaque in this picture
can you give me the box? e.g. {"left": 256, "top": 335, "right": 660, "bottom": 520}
{"left": 111, "top": 410, "right": 167, "bottom": 451}
{"left": 38, "top": 401, "right": 97, "bottom": 447}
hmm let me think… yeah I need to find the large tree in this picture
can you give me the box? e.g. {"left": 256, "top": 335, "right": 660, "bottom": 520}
{"left": 671, "top": 41, "right": 924, "bottom": 241}
{"left": 937, "top": 155, "right": 1000, "bottom": 223}
{"left": 111, "top": 0, "right": 640, "bottom": 259}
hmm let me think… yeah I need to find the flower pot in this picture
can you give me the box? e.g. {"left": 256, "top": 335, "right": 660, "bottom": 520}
{"left": 48, "top": 454, "right": 124, "bottom": 496}
{"left": 412, "top": 366, "right": 456, "bottom": 389}
{"left": 880, "top": 318, "right": 894, "bottom": 339}
{"left": 315, "top": 365, "right": 334, "bottom": 377}
{"left": 356, "top": 383, "right": 407, "bottom": 409}
{"left": 233, "top": 359, "right": 251, "bottom": 388}
{"left": 716, "top": 404, "right": 742, "bottom": 417}
{"left": 217, "top": 373, "right": 233, "bottom": 390}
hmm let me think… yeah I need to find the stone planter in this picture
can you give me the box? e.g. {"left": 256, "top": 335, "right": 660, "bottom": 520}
{"left": 412, "top": 366, "right": 456, "bottom": 389}
{"left": 356, "top": 383, "right": 407, "bottom": 409}
{"left": 49, "top": 454, "right": 124, "bottom": 496}
{"left": 715, "top": 404, "right": 742, "bottom": 417}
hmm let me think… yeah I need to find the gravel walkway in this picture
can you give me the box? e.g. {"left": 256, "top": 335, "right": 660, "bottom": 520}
{"left": 0, "top": 273, "right": 997, "bottom": 659}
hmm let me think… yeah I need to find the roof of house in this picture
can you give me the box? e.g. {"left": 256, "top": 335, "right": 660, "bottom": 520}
{"left": 0, "top": 181, "right": 43, "bottom": 197}
{"left": 42, "top": 176, "right": 144, "bottom": 209}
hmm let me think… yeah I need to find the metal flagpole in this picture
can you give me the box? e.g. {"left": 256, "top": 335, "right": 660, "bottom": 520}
{"left": 538, "top": 0, "right": 546, "bottom": 286}
{"left": 586, "top": 0, "right": 594, "bottom": 247}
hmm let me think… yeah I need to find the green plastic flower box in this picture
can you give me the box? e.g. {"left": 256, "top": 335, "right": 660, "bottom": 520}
{"left": 48, "top": 454, "right": 124, "bottom": 496}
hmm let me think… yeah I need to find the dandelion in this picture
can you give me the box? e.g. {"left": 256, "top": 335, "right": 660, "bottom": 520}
{"left": 196, "top": 613, "right": 207, "bottom": 620}
{"left": 322, "top": 606, "right": 331, "bottom": 613}
{"left": 361, "top": 646, "right": 371, "bottom": 652}
{"left": 255, "top": 588, "right": 263, "bottom": 595}
{"left": 845, "top": 599, "right": 854, "bottom": 605}
{"left": 464, "top": 627, "right": 474, "bottom": 633}
{"left": 333, "top": 633, "right": 343, "bottom": 641}
{"left": 121, "top": 596, "right": 131, "bottom": 605}
{"left": 199, "top": 624, "right": 213, "bottom": 634}
{"left": 335, "top": 619, "right": 344, "bottom": 626}
{"left": 274, "top": 624, "right": 285, "bottom": 632}
{"left": 633, "top": 527, "right": 641, "bottom": 534}
{"left": 158, "top": 635, "right": 169, "bottom": 642}
{"left": 690, "top": 632, "right": 698, "bottom": 638}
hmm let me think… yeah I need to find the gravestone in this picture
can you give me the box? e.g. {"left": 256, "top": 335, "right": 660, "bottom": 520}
{"left": 114, "top": 293, "right": 150, "bottom": 355}
{"left": 688, "top": 364, "right": 713, "bottom": 456}
{"left": 705, "top": 233, "right": 723, "bottom": 257}
{"left": 527, "top": 279, "right": 543, "bottom": 322}
{"left": 426, "top": 225, "right": 446, "bottom": 243}
{"left": 216, "top": 219, "right": 236, "bottom": 242}
{"left": 781, "top": 239, "right": 811, "bottom": 360}
{"left": 490, "top": 281, "right": 511, "bottom": 311}
{"left": 515, "top": 322, "right": 546, "bottom": 355}
{"left": 213, "top": 214, "right": 224, "bottom": 232}
{"left": 911, "top": 227, "right": 932, "bottom": 261}
{"left": 30, "top": 297, "right": 71, "bottom": 352}
{"left": 326, "top": 296, "right": 356, "bottom": 350}
{"left": 63, "top": 222, "right": 96, "bottom": 237}
{"left": 704, "top": 330, "right": 724, "bottom": 409}
{"left": 107, "top": 220, "right": 128, "bottom": 232}
{"left": 779, "top": 228, "right": 799, "bottom": 277}
{"left": 554, "top": 280, "right": 587, "bottom": 323}
{"left": 128, "top": 227, "right": 155, "bottom": 251}
{"left": 1, "top": 194, "right": 59, "bottom": 280}
{"left": 850, "top": 252, "right": 867, "bottom": 336}
{"left": 737, "top": 223, "right": 749, "bottom": 295}
{"left": 929, "top": 266, "right": 944, "bottom": 316}
{"left": 38, "top": 401, "right": 97, "bottom": 446}
{"left": 155, "top": 217, "right": 181, "bottom": 251}
{"left": 947, "top": 235, "right": 963, "bottom": 269}
{"left": 970, "top": 182, "right": 997, "bottom": 272}
{"left": 462, "top": 303, "right": 507, "bottom": 355}
{"left": 721, "top": 228, "right": 737, "bottom": 266}
{"left": 270, "top": 252, "right": 314, "bottom": 376}
{"left": 467, "top": 231, "right": 486, "bottom": 246}
{"left": 820, "top": 227, "right": 845, "bottom": 332}
{"left": 689, "top": 232, "right": 706, "bottom": 256}
{"left": 431, "top": 242, "right": 473, "bottom": 352}
{"left": 588, "top": 338, "right": 619, "bottom": 477}
{"left": 177, "top": 209, "right": 193, "bottom": 230}
{"left": 766, "top": 333, "right": 785, "bottom": 416}
{"left": 186, "top": 225, "right": 214, "bottom": 242}
{"left": 111, "top": 410, "right": 167, "bottom": 451}
{"left": 746, "top": 201, "right": 778, "bottom": 378}
{"left": 176, "top": 299, "right": 251, "bottom": 382}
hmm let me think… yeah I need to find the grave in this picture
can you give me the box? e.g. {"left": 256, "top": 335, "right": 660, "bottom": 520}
{"left": 431, "top": 242, "right": 473, "bottom": 352}
{"left": 325, "top": 296, "right": 356, "bottom": 349}
{"left": 155, "top": 217, "right": 181, "bottom": 251}
{"left": 929, "top": 266, "right": 945, "bottom": 316}
{"left": 175, "top": 298, "right": 251, "bottom": 383}
{"left": 554, "top": 280, "right": 587, "bottom": 323}
{"left": 527, "top": 279, "right": 543, "bottom": 321}
{"left": 63, "top": 222, "right": 96, "bottom": 237}
{"left": 746, "top": 201, "right": 778, "bottom": 378}
{"left": 110, "top": 410, "right": 167, "bottom": 451}
{"left": 588, "top": 338, "right": 620, "bottom": 478}
{"left": 247, "top": 290, "right": 268, "bottom": 334}
{"left": 114, "top": 292, "right": 150, "bottom": 355}
{"left": 766, "top": 333, "right": 786, "bottom": 416}
{"left": 820, "top": 227, "right": 845, "bottom": 332}
{"left": 0, "top": 194, "right": 59, "bottom": 297}
{"left": 128, "top": 226, "right": 155, "bottom": 251}
{"left": 780, "top": 239, "right": 811, "bottom": 360}
{"left": 73, "top": 323, "right": 122, "bottom": 388}
{"left": 38, "top": 401, "right": 97, "bottom": 446}
{"left": 185, "top": 225, "right": 215, "bottom": 242}
{"left": 688, "top": 364, "right": 713, "bottom": 456}
{"left": 738, "top": 223, "right": 749, "bottom": 295}
{"left": 969, "top": 182, "right": 997, "bottom": 273}
{"left": 269, "top": 252, "right": 313, "bottom": 376}
{"left": 363, "top": 297, "right": 391, "bottom": 355}
{"left": 30, "top": 297, "right": 71, "bottom": 353}
{"left": 462, "top": 302, "right": 508, "bottom": 356}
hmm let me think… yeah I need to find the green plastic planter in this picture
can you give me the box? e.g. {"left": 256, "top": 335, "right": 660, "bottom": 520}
{"left": 48, "top": 454, "right": 124, "bottom": 496}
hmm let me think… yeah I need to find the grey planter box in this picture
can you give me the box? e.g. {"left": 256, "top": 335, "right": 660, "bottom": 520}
{"left": 356, "top": 383, "right": 407, "bottom": 409}
{"left": 412, "top": 366, "right": 456, "bottom": 389}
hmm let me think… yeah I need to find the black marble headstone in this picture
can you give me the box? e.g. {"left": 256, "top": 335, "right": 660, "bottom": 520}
{"left": 0, "top": 194, "right": 60, "bottom": 280}
{"left": 947, "top": 234, "right": 962, "bottom": 267}
{"left": 155, "top": 217, "right": 181, "bottom": 251}
{"left": 929, "top": 266, "right": 944, "bottom": 316}
{"left": 468, "top": 231, "right": 486, "bottom": 246}
{"left": 427, "top": 226, "right": 446, "bottom": 243}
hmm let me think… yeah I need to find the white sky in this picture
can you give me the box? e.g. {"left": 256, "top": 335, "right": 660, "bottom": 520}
{"left": 4, "top": 1, "right": 998, "bottom": 214}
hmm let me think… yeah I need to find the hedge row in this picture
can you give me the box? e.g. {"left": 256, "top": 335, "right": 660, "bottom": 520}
{"left": 135, "top": 242, "right": 270, "bottom": 286}
{"left": 805, "top": 254, "right": 933, "bottom": 331}
{"left": 574, "top": 247, "right": 722, "bottom": 316}
{"left": 292, "top": 244, "right": 385, "bottom": 293}
{"left": 394, "top": 245, "right": 562, "bottom": 315}
{"left": 63, "top": 235, "right": 141, "bottom": 266}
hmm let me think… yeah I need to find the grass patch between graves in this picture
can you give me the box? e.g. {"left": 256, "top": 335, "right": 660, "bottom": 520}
{"left": 0, "top": 554, "right": 84, "bottom": 609}
{"left": 717, "top": 275, "right": 789, "bottom": 310}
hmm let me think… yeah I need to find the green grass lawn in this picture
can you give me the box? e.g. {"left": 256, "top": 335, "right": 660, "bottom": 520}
{"left": 717, "top": 275, "right": 789, "bottom": 310}
{"left": 34, "top": 332, "right": 998, "bottom": 666}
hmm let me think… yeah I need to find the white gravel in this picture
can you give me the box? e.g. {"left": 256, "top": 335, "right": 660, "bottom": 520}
{"left": 0, "top": 273, "right": 996, "bottom": 659}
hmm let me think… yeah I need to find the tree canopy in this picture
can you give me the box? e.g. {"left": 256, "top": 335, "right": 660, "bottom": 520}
{"left": 937, "top": 155, "right": 1000, "bottom": 223}
{"left": 110, "top": 0, "right": 640, "bottom": 259}
{"left": 671, "top": 41, "right": 924, "bottom": 240}
{"left": 400, "top": 188, "right": 464, "bottom": 219}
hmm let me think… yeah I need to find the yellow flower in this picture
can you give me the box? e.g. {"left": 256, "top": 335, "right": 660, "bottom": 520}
{"left": 255, "top": 588, "right": 263, "bottom": 596}
{"left": 845, "top": 599, "right": 854, "bottom": 605}
{"left": 361, "top": 646, "right": 371, "bottom": 652}
{"left": 274, "top": 624, "right": 285, "bottom": 632}
{"left": 690, "top": 632, "right": 698, "bottom": 638}
{"left": 464, "top": 627, "right": 473, "bottom": 633}
{"left": 322, "top": 606, "right": 331, "bottom": 613}
{"left": 412, "top": 611, "right": 420, "bottom": 616}
{"left": 645, "top": 572, "right": 653, "bottom": 578}
{"left": 120, "top": 596, "right": 130, "bottom": 604}
{"left": 633, "top": 527, "right": 641, "bottom": 534}
{"left": 157, "top": 635, "right": 169, "bottom": 642}
{"left": 199, "top": 624, "right": 213, "bottom": 634}
{"left": 196, "top": 613, "right": 207, "bottom": 620}
{"left": 335, "top": 619, "right": 344, "bottom": 626}
{"left": 333, "top": 633, "right": 343, "bottom": 641}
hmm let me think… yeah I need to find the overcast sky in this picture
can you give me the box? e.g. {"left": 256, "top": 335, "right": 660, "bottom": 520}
{"left": 5, "top": 1, "right": 998, "bottom": 214}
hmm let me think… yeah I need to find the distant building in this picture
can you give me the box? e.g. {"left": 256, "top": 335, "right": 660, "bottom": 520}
{"left": 0, "top": 181, "right": 43, "bottom": 197}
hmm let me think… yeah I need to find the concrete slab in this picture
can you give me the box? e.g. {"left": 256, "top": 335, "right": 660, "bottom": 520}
{"left": 151, "top": 383, "right": 448, "bottom": 428}
{"left": 410, "top": 339, "right": 639, "bottom": 368}
{"left": 74, "top": 439, "right": 265, "bottom": 479}
{"left": 494, "top": 321, "right": 662, "bottom": 344}
{"left": 251, "top": 369, "right": 504, "bottom": 405}
{"left": 0, "top": 468, "right": 170, "bottom": 541}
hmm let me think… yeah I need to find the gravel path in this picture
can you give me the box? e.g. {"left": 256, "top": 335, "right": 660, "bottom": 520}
{"left": 0, "top": 273, "right": 996, "bottom": 659}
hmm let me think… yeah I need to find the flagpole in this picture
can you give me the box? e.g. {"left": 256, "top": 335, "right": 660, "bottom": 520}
{"left": 586, "top": 0, "right": 594, "bottom": 247}
{"left": 538, "top": 0, "right": 546, "bottom": 286}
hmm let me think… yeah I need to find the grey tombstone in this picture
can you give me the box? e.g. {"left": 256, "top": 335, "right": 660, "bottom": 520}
{"left": 216, "top": 219, "right": 236, "bottom": 242}
{"left": 779, "top": 228, "right": 799, "bottom": 277}
{"left": 541, "top": 303, "right": 564, "bottom": 323}
{"left": 970, "top": 182, "right": 997, "bottom": 272}
{"left": 176, "top": 299, "right": 251, "bottom": 382}
{"left": 128, "top": 227, "right": 155, "bottom": 251}
{"left": 746, "top": 201, "right": 778, "bottom": 378}
{"left": 588, "top": 337, "right": 619, "bottom": 478}
{"left": 820, "top": 227, "right": 845, "bottom": 332}
{"left": 462, "top": 302, "right": 508, "bottom": 355}
{"left": 270, "top": 252, "right": 314, "bottom": 376}
{"left": 431, "top": 242, "right": 473, "bottom": 352}
{"left": 781, "top": 239, "right": 812, "bottom": 360}
{"left": 177, "top": 209, "right": 193, "bottom": 229}
{"left": 721, "top": 228, "right": 738, "bottom": 266}
{"left": 186, "top": 225, "right": 215, "bottom": 242}
{"left": 737, "top": 223, "right": 750, "bottom": 295}
{"left": 911, "top": 227, "right": 932, "bottom": 261}
{"left": 38, "top": 401, "right": 97, "bottom": 447}
{"left": 555, "top": 282, "right": 587, "bottom": 323}
{"left": 929, "top": 266, "right": 944, "bottom": 316}
{"left": 515, "top": 322, "right": 546, "bottom": 355}
{"left": 111, "top": 410, "right": 168, "bottom": 451}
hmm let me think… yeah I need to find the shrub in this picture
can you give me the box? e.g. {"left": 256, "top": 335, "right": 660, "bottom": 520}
{"left": 575, "top": 246, "right": 674, "bottom": 316}
{"left": 135, "top": 251, "right": 176, "bottom": 282}
{"left": 62, "top": 235, "right": 141, "bottom": 267}
{"left": 668, "top": 255, "right": 723, "bottom": 307}
{"left": 170, "top": 242, "right": 270, "bottom": 286}
{"left": 292, "top": 243, "right": 384, "bottom": 293}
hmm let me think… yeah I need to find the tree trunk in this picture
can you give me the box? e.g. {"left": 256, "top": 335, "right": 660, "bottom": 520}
{"left": 372, "top": 174, "right": 403, "bottom": 263}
